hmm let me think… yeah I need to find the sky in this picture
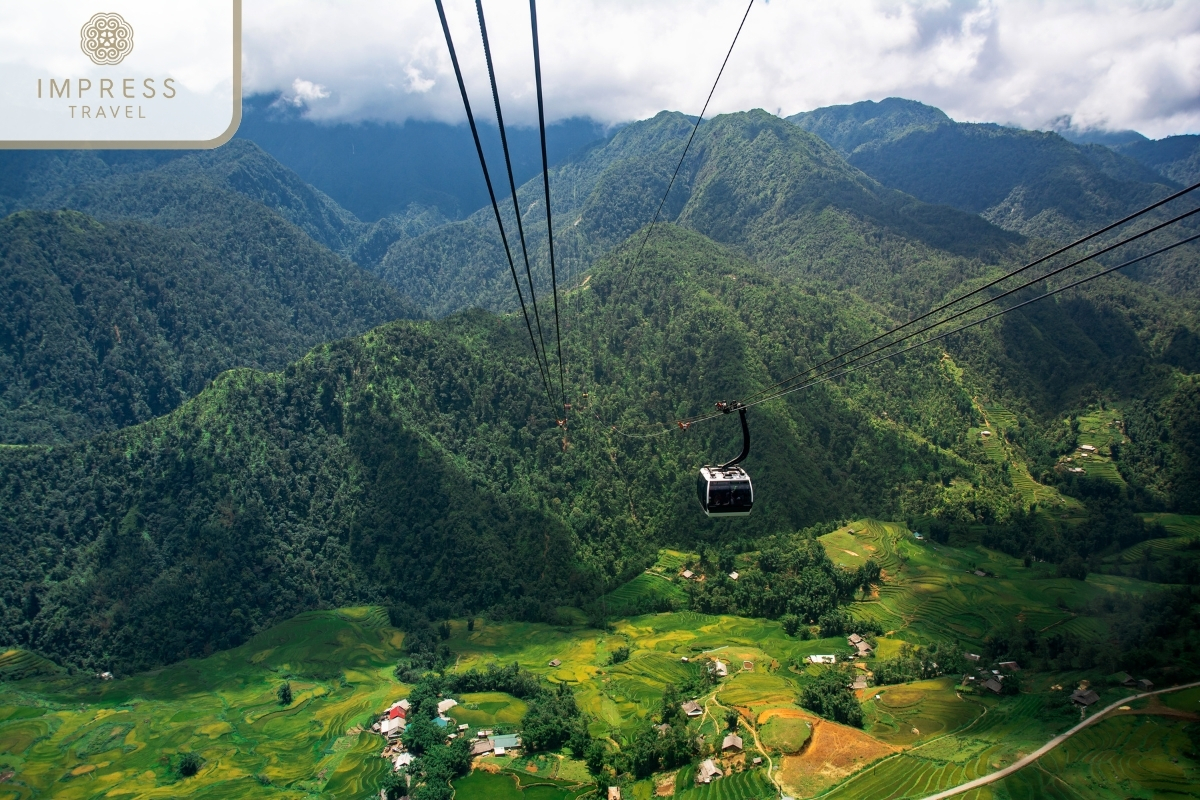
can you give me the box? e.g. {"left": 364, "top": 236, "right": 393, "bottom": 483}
{"left": 243, "top": 0, "right": 1200, "bottom": 139}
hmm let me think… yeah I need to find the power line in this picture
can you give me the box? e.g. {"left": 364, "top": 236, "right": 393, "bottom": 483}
{"left": 529, "top": 0, "right": 567, "bottom": 417}
{"left": 475, "top": 0, "right": 553, "bottom": 388}
{"left": 433, "top": 0, "right": 555, "bottom": 406}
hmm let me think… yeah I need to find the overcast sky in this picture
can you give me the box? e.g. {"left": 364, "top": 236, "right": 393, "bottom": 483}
{"left": 243, "top": 0, "right": 1200, "bottom": 139}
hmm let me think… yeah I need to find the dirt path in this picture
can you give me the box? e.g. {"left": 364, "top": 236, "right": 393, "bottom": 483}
{"left": 917, "top": 680, "right": 1200, "bottom": 800}
{"left": 706, "top": 690, "right": 783, "bottom": 794}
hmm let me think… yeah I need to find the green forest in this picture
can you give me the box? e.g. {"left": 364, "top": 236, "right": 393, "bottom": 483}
{"left": 0, "top": 106, "right": 1196, "bottom": 685}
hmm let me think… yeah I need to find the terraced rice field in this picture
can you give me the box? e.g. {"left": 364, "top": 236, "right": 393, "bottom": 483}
{"left": 603, "top": 574, "right": 688, "bottom": 617}
{"left": 0, "top": 535, "right": 1188, "bottom": 800}
{"left": 864, "top": 679, "right": 984, "bottom": 746}
{"left": 0, "top": 607, "right": 407, "bottom": 799}
{"left": 455, "top": 692, "right": 529, "bottom": 727}
{"left": 966, "top": 710, "right": 1200, "bottom": 799}
{"left": 674, "top": 768, "right": 774, "bottom": 800}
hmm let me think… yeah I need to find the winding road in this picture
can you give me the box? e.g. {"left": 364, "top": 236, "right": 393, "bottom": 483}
{"left": 918, "top": 680, "right": 1200, "bottom": 800}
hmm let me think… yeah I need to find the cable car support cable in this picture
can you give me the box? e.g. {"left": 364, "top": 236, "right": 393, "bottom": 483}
{"left": 612, "top": 0, "right": 756, "bottom": 300}
{"left": 434, "top": 0, "right": 554, "bottom": 406}
{"left": 734, "top": 230, "right": 1200, "bottom": 412}
{"left": 734, "top": 180, "right": 1200, "bottom": 408}
{"left": 529, "top": 0, "right": 568, "bottom": 418}
{"left": 475, "top": 0, "right": 554, "bottom": 389}
{"left": 714, "top": 199, "right": 1200, "bottom": 414}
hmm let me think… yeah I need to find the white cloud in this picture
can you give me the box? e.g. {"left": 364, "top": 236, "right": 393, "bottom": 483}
{"left": 242, "top": 0, "right": 1200, "bottom": 138}
{"left": 287, "top": 77, "right": 330, "bottom": 107}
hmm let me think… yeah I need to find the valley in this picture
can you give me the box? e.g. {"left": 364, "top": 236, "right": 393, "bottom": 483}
{"left": 1, "top": 89, "right": 1198, "bottom": 799}
{"left": 1, "top": 518, "right": 1197, "bottom": 799}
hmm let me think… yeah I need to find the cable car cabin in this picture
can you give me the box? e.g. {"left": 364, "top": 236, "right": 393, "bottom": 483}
{"left": 696, "top": 465, "right": 754, "bottom": 517}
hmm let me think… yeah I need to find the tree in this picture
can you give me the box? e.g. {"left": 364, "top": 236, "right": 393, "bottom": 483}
{"left": 402, "top": 716, "right": 446, "bottom": 755}
{"left": 522, "top": 683, "right": 585, "bottom": 752}
{"left": 781, "top": 614, "right": 801, "bottom": 637}
{"left": 585, "top": 741, "right": 607, "bottom": 780}
{"left": 609, "top": 646, "right": 630, "bottom": 665}
{"left": 382, "top": 769, "right": 408, "bottom": 800}
{"left": 660, "top": 683, "right": 682, "bottom": 725}
{"left": 800, "top": 667, "right": 864, "bottom": 728}
{"left": 277, "top": 681, "right": 292, "bottom": 706}
{"left": 724, "top": 709, "right": 740, "bottom": 731}
{"left": 178, "top": 751, "right": 202, "bottom": 777}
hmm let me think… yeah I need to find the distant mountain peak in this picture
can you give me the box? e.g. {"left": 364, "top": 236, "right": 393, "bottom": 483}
{"left": 787, "top": 98, "right": 951, "bottom": 156}
{"left": 1045, "top": 114, "right": 1149, "bottom": 147}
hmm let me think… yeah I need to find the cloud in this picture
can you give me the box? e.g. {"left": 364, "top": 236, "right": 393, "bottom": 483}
{"left": 286, "top": 78, "right": 330, "bottom": 107}
{"left": 242, "top": 0, "right": 1200, "bottom": 138}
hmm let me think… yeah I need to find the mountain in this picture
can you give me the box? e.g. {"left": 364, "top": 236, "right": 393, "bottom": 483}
{"left": 788, "top": 98, "right": 1178, "bottom": 243}
{"left": 381, "top": 109, "right": 1025, "bottom": 317}
{"left": 1115, "top": 135, "right": 1200, "bottom": 187}
{"left": 0, "top": 144, "right": 424, "bottom": 444}
{"left": 2, "top": 220, "right": 1196, "bottom": 672}
{"left": 238, "top": 94, "right": 608, "bottom": 221}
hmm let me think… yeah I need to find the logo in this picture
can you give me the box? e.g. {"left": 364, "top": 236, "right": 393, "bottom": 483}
{"left": 80, "top": 12, "right": 134, "bottom": 66}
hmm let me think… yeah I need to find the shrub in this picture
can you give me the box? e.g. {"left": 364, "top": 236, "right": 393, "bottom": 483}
{"left": 178, "top": 751, "right": 202, "bottom": 777}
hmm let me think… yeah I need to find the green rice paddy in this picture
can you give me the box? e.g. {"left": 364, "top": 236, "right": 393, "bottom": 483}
{"left": 1, "top": 532, "right": 1196, "bottom": 799}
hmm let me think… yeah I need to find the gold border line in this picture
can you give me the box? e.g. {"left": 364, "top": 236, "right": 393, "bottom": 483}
{"left": 1, "top": 0, "right": 242, "bottom": 150}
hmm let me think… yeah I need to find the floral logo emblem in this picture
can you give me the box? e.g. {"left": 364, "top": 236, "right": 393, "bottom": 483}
{"left": 80, "top": 12, "right": 134, "bottom": 66}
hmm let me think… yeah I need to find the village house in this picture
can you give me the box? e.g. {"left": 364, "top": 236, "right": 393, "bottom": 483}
{"left": 728, "top": 571, "right": 739, "bottom": 581}
{"left": 393, "top": 752, "right": 414, "bottom": 771}
{"left": 549, "top": 659, "right": 561, "bottom": 667}
{"left": 808, "top": 654, "right": 836, "bottom": 664}
{"left": 1071, "top": 688, "right": 1101, "bottom": 706}
{"left": 752, "top": 757, "right": 763, "bottom": 766}
{"left": 436, "top": 698, "right": 458, "bottom": 715}
{"left": 998, "top": 661, "right": 1020, "bottom": 672}
{"left": 491, "top": 733, "right": 521, "bottom": 756}
{"left": 1112, "top": 672, "right": 1135, "bottom": 687}
{"left": 1138, "top": 679, "right": 1154, "bottom": 691}
{"left": 682, "top": 700, "right": 703, "bottom": 717}
{"left": 470, "top": 739, "right": 494, "bottom": 756}
{"left": 1079, "top": 444, "right": 1097, "bottom": 453}
{"left": 722, "top": 733, "right": 743, "bottom": 752}
{"left": 851, "top": 675, "right": 868, "bottom": 691}
{"left": 608, "top": 787, "right": 621, "bottom": 800}
{"left": 983, "top": 678, "right": 1003, "bottom": 694}
{"left": 964, "top": 653, "right": 981, "bottom": 662}
{"left": 710, "top": 660, "right": 728, "bottom": 678}
{"left": 848, "top": 634, "right": 863, "bottom": 645}
{"left": 681, "top": 570, "right": 695, "bottom": 580}
{"left": 697, "top": 759, "right": 723, "bottom": 784}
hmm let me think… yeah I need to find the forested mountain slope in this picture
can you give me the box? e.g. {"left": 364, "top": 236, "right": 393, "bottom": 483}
{"left": 1116, "top": 134, "right": 1200, "bottom": 187}
{"left": 2, "top": 225, "right": 1196, "bottom": 673}
{"left": 382, "top": 109, "right": 1025, "bottom": 317}
{"left": 0, "top": 141, "right": 446, "bottom": 270}
{"left": 0, "top": 210, "right": 416, "bottom": 443}
{"left": 788, "top": 98, "right": 1178, "bottom": 243}
{"left": 0, "top": 145, "right": 426, "bottom": 444}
